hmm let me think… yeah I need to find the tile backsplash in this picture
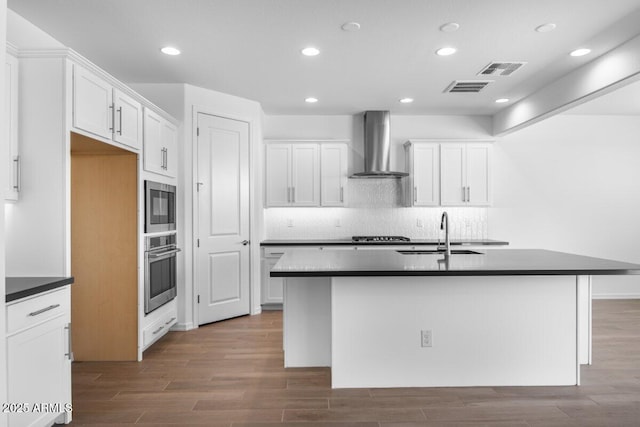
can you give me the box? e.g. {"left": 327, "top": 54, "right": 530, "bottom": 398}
{"left": 264, "top": 179, "right": 488, "bottom": 240}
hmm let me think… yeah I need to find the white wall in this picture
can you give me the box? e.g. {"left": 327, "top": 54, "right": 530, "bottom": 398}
{"left": 263, "top": 114, "right": 493, "bottom": 240}
{"left": 132, "top": 83, "right": 264, "bottom": 328}
{"left": 491, "top": 114, "right": 640, "bottom": 297}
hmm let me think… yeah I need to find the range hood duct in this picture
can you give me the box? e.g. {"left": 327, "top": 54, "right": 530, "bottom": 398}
{"left": 350, "top": 111, "right": 408, "bottom": 179}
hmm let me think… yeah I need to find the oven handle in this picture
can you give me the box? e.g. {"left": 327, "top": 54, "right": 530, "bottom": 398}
{"left": 148, "top": 248, "right": 182, "bottom": 259}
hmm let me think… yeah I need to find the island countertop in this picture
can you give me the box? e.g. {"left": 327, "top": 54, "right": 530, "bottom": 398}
{"left": 6, "top": 277, "right": 74, "bottom": 303}
{"left": 261, "top": 238, "right": 508, "bottom": 246}
{"left": 270, "top": 248, "right": 640, "bottom": 277}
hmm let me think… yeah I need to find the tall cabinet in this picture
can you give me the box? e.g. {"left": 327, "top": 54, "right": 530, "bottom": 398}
{"left": 4, "top": 47, "right": 19, "bottom": 201}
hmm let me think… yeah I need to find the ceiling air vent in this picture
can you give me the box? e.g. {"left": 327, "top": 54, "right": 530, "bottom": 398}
{"left": 444, "top": 80, "right": 493, "bottom": 93}
{"left": 477, "top": 61, "right": 527, "bottom": 77}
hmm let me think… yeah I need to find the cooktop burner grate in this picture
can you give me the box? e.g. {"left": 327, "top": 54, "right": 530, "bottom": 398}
{"left": 352, "top": 236, "right": 411, "bottom": 242}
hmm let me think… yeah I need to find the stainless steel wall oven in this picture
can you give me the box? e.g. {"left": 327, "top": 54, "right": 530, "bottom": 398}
{"left": 144, "top": 233, "right": 180, "bottom": 314}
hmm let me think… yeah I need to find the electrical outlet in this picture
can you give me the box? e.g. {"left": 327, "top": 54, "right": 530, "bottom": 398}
{"left": 417, "top": 218, "right": 424, "bottom": 228}
{"left": 421, "top": 330, "right": 432, "bottom": 347}
{"left": 286, "top": 218, "right": 294, "bottom": 227}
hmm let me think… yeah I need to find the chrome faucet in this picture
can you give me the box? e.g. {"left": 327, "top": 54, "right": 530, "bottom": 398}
{"left": 440, "top": 211, "right": 451, "bottom": 257}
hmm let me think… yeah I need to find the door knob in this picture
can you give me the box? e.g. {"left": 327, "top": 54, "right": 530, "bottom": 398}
{"left": 241, "top": 240, "right": 250, "bottom": 246}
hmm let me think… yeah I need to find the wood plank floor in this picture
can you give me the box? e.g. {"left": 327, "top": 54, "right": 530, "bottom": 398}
{"left": 67, "top": 299, "right": 640, "bottom": 426}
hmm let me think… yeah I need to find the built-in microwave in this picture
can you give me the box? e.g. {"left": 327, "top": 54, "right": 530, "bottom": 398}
{"left": 145, "top": 181, "right": 176, "bottom": 233}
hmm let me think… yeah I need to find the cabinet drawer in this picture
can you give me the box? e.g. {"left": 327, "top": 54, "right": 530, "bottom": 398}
{"left": 7, "top": 286, "right": 70, "bottom": 335}
{"left": 143, "top": 309, "right": 177, "bottom": 348}
{"left": 263, "top": 247, "right": 287, "bottom": 257}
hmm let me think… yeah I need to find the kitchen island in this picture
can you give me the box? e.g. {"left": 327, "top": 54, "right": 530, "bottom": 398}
{"left": 271, "top": 249, "right": 640, "bottom": 388}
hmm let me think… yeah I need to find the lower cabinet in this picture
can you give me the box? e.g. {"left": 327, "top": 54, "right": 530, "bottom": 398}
{"left": 142, "top": 305, "right": 177, "bottom": 350}
{"left": 261, "top": 248, "right": 286, "bottom": 305}
{"left": 6, "top": 286, "right": 72, "bottom": 427}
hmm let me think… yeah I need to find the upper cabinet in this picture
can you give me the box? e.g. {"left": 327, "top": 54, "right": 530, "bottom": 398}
{"left": 265, "top": 142, "right": 320, "bottom": 207}
{"left": 405, "top": 140, "right": 491, "bottom": 207}
{"left": 4, "top": 50, "right": 20, "bottom": 201}
{"left": 404, "top": 142, "right": 439, "bottom": 206}
{"left": 143, "top": 108, "right": 178, "bottom": 178}
{"left": 320, "top": 143, "right": 348, "bottom": 207}
{"left": 73, "top": 64, "right": 142, "bottom": 150}
{"left": 265, "top": 141, "right": 348, "bottom": 207}
{"left": 441, "top": 143, "right": 491, "bottom": 206}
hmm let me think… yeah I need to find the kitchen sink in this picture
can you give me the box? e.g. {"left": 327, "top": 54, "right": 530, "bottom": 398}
{"left": 396, "top": 249, "right": 484, "bottom": 255}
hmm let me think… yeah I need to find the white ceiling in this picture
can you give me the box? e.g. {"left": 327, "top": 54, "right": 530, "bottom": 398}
{"left": 7, "top": 0, "right": 640, "bottom": 115}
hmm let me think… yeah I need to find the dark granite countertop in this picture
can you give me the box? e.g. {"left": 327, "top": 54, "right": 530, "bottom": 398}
{"left": 270, "top": 249, "right": 640, "bottom": 277}
{"left": 261, "top": 239, "right": 509, "bottom": 246}
{"left": 6, "top": 277, "right": 74, "bottom": 303}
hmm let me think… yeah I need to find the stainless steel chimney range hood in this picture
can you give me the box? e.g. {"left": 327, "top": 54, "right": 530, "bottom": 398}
{"left": 350, "top": 111, "right": 408, "bottom": 179}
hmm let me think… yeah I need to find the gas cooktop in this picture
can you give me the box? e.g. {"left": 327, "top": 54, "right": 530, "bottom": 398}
{"left": 351, "top": 236, "right": 411, "bottom": 243}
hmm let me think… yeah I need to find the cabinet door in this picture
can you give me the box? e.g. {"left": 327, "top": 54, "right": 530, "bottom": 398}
{"left": 320, "top": 144, "right": 348, "bottom": 206}
{"left": 291, "top": 144, "right": 320, "bottom": 206}
{"left": 4, "top": 53, "right": 19, "bottom": 201}
{"left": 73, "top": 65, "right": 113, "bottom": 140}
{"left": 265, "top": 144, "right": 292, "bottom": 207}
{"left": 262, "top": 258, "right": 284, "bottom": 304}
{"left": 440, "top": 144, "right": 466, "bottom": 206}
{"left": 412, "top": 144, "right": 440, "bottom": 206}
{"left": 162, "top": 119, "right": 178, "bottom": 178}
{"left": 113, "top": 89, "right": 143, "bottom": 149}
{"left": 466, "top": 144, "right": 491, "bottom": 206}
{"left": 7, "top": 315, "right": 71, "bottom": 427}
{"left": 143, "top": 108, "right": 164, "bottom": 175}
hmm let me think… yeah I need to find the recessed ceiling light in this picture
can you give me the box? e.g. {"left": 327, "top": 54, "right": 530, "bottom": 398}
{"left": 495, "top": 98, "right": 510, "bottom": 104}
{"left": 160, "top": 46, "right": 181, "bottom": 56}
{"left": 399, "top": 98, "right": 414, "bottom": 104}
{"left": 440, "top": 22, "right": 460, "bottom": 33}
{"left": 301, "top": 47, "right": 320, "bottom": 56}
{"left": 535, "top": 23, "right": 556, "bottom": 33}
{"left": 570, "top": 48, "right": 591, "bottom": 57}
{"left": 341, "top": 22, "right": 361, "bottom": 32}
{"left": 436, "top": 47, "right": 457, "bottom": 56}
{"left": 305, "top": 97, "right": 318, "bottom": 103}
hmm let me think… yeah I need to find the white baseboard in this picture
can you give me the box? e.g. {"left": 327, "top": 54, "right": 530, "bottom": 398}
{"left": 592, "top": 293, "right": 640, "bottom": 300}
{"left": 171, "top": 322, "right": 195, "bottom": 331}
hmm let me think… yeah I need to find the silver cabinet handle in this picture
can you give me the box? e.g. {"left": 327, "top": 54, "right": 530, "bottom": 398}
{"left": 462, "top": 187, "right": 466, "bottom": 202}
{"left": 165, "top": 317, "right": 176, "bottom": 325}
{"left": 340, "top": 186, "right": 344, "bottom": 203}
{"left": 28, "top": 304, "right": 60, "bottom": 317}
{"left": 13, "top": 156, "right": 20, "bottom": 191}
{"left": 148, "top": 248, "right": 182, "bottom": 258}
{"left": 65, "top": 323, "right": 74, "bottom": 361}
{"left": 109, "top": 104, "right": 114, "bottom": 132}
{"left": 117, "top": 107, "right": 123, "bottom": 135}
{"left": 152, "top": 326, "right": 164, "bottom": 335}
{"left": 414, "top": 187, "right": 417, "bottom": 203}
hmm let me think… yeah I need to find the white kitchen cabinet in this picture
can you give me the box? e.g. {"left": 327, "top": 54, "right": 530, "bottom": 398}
{"left": 265, "top": 142, "right": 320, "bottom": 207}
{"left": 261, "top": 255, "right": 285, "bottom": 305}
{"left": 404, "top": 141, "right": 439, "bottom": 206}
{"left": 73, "top": 64, "right": 142, "bottom": 150}
{"left": 320, "top": 143, "right": 348, "bottom": 206}
{"left": 4, "top": 50, "right": 20, "bottom": 201}
{"left": 143, "top": 107, "right": 178, "bottom": 177}
{"left": 142, "top": 306, "right": 177, "bottom": 350}
{"left": 441, "top": 143, "right": 491, "bottom": 206}
{"left": 6, "top": 286, "right": 72, "bottom": 426}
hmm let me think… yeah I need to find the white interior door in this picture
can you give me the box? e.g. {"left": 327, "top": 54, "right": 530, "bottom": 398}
{"left": 196, "top": 113, "right": 251, "bottom": 325}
